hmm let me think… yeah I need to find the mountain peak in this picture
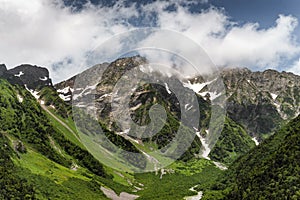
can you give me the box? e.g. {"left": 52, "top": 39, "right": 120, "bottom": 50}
{"left": 0, "top": 64, "right": 7, "bottom": 76}
{"left": 0, "top": 64, "right": 53, "bottom": 90}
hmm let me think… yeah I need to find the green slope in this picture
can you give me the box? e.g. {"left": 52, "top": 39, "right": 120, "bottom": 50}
{"left": 4, "top": 74, "right": 298, "bottom": 200}
{"left": 38, "top": 86, "right": 71, "bottom": 118}
{"left": 210, "top": 117, "right": 256, "bottom": 164}
{"left": 0, "top": 79, "right": 127, "bottom": 199}
{"left": 202, "top": 114, "right": 300, "bottom": 199}
{"left": 135, "top": 159, "right": 222, "bottom": 200}
{"left": 0, "top": 133, "right": 35, "bottom": 199}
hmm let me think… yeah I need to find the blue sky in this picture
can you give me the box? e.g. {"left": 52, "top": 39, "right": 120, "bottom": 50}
{"left": 210, "top": 0, "right": 300, "bottom": 72}
{"left": 1, "top": 0, "right": 300, "bottom": 82}
{"left": 64, "top": 0, "right": 300, "bottom": 31}
{"left": 211, "top": 0, "right": 300, "bottom": 33}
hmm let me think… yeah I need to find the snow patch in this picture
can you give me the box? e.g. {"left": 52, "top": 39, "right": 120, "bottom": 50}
{"left": 196, "top": 130, "right": 211, "bottom": 160}
{"left": 185, "top": 104, "right": 193, "bottom": 111}
{"left": 183, "top": 81, "right": 207, "bottom": 93}
{"left": 211, "top": 92, "right": 221, "bottom": 100}
{"left": 252, "top": 137, "right": 259, "bottom": 146}
{"left": 72, "top": 84, "right": 97, "bottom": 100}
{"left": 84, "top": 91, "right": 92, "bottom": 95}
{"left": 184, "top": 185, "right": 203, "bottom": 200}
{"left": 130, "top": 103, "right": 142, "bottom": 111}
{"left": 25, "top": 85, "right": 39, "bottom": 99}
{"left": 164, "top": 83, "right": 171, "bottom": 94}
{"left": 75, "top": 103, "right": 86, "bottom": 108}
{"left": 200, "top": 92, "right": 221, "bottom": 100}
{"left": 59, "top": 94, "right": 71, "bottom": 101}
{"left": 17, "top": 94, "right": 23, "bottom": 103}
{"left": 274, "top": 102, "right": 288, "bottom": 119}
{"left": 139, "top": 65, "right": 146, "bottom": 73}
{"left": 213, "top": 161, "right": 228, "bottom": 170}
{"left": 98, "top": 93, "right": 111, "bottom": 101}
{"left": 270, "top": 93, "right": 278, "bottom": 100}
{"left": 86, "top": 83, "right": 97, "bottom": 90}
{"left": 183, "top": 78, "right": 216, "bottom": 94}
{"left": 14, "top": 71, "right": 24, "bottom": 77}
{"left": 39, "top": 76, "right": 48, "bottom": 81}
{"left": 57, "top": 86, "right": 71, "bottom": 94}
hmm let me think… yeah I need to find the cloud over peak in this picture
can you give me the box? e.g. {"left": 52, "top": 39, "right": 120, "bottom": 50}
{"left": 0, "top": 0, "right": 299, "bottom": 82}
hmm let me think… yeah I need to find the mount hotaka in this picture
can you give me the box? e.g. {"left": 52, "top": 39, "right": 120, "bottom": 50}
{"left": 0, "top": 56, "right": 299, "bottom": 199}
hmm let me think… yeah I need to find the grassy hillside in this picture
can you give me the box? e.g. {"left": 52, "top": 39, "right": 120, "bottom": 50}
{"left": 201, "top": 114, "right": 300, "bottom": 199}
{"left": 2, "top": 75, "right": 298, "bottom": 200}
{"left": 0, "top": 133, "right": 35, "bottom": 199}
{"left": 0, "top": 79, "right": 115, "bottom": 199}
{"left": 210, "top": 117, "right": 256, "bottom": 164}
{"left": 38, "top": 86, "right": 71, "bottom": 118}
{"left": 0, "top": 78, "right": 230, "bottom": 200}
{"left": 135, "top": 159, "right": 222, "bottom": 200}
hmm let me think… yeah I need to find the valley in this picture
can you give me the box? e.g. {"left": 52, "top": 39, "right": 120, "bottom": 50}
{"left": 0, "top": 56, "right": 299, "bottom": 199}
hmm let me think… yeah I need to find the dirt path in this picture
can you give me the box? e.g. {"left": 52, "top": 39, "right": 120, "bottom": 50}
{"left": 101, "top": 187, "right": 139, "bottom": 200}
{"left": 140, "top": 150, "right": 160, "bottom": 172}
{"left": 184, "top": 185, "right": 203, "bottom": 200}
{"left": 40, "top": 104, "right": 81, "bottom": 142}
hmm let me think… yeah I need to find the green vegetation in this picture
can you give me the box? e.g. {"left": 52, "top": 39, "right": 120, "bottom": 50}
{"left": 202, "top": 114, "right": 300, "bottom": 199}
{"left": 1, "top": 66, "right": 299, "bottom": 200}
{"left": 130, "top": 83, "right": 203, "bottom": 162}
{"left": 0, "top": 133, "right": 35, "bottom": 199}
{"left": 210, "top": 117, "right": 256, "bottom": 164}
{"left": 0, "top": 79, "right": 113, "bottom": 199}
{"left": 16, "top": 168, "right": 108, "bottom": 200}
{"left": 51, "top": 127, "right": 108, "bottom": 178}
{"left": 44, "top": 108, "right": 84, "bottom": 148}
{"left": 135, "top": 159, "right": 222, "bottom": 200}
{"left": 0, "top": 79, "right": 70, "bottom": 167}
{"left": 39, "top": 86, "right": 71, "bottom": 118}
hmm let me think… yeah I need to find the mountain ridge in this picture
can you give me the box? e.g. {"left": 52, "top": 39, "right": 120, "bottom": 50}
{"left": 0, "top": 57, "right": 299, "bottom": 199}
{"left": 0, "top": 63, "right": 53, "bottom": 90}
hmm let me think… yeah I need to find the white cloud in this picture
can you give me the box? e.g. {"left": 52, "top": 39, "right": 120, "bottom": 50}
{"left": 0, "top": 0, "right": 300, "bottom": 83}
{"left": 0, "top": 0, "right": 137, "bottom": 82}
{"left": 205, "top": 14, "right": 299, "bottom": 68}
{"left": 153, "top": 5, "right": 299, "bottom": 69}
{"left": 287, "top": 58, "right": 300, "bottom": 74}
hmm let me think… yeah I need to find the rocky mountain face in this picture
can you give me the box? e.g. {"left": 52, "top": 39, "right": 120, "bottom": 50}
{"left": 223, "top": 68, "right": 300, "bottom": 139}
{"left": 53, "top": 57, "right": 245, "bottom": 163}
{"left": 54, "top": 56, "right": 300, "bottom": 163}
{"left": 0, "top": 64, "right": 7, "bottom": 76}
{"left": 55, "top": 62, "right": 109, "bottom": 102}
{"left": 0, "top": 64, "right": 52, "bottom": 90}
{"left": 71, "top": 56, "right": 206, "bottom": 163}
{"left": 1, "top": 57, "right": 299, "bottom": 199}
{"left": 188, "top": 67, "right": 300, "bottom": 141}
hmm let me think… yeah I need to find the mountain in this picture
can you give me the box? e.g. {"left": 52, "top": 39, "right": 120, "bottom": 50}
{"left": 201, "top": 114, "right": 300, "bottom": 200}
{"left": 55, "top": 57, "right": 300, "bottom": 165}
{"left": 222, "top": 68, "right": 300, "bottom": 139}
{"left": 189, "top": 67, "right": 300, "bottom": 140}
{"left": 0, "top": 78, "right": 115, "bottom": 199}
{"left": 1, "top": 57, "right": 299, "bottom": 199}
{"left": 0, "top": 71, "right": 222, "bottom": 199}
{"left": 55, "top": 62, "right": 109, "bottom": 103}
{"left": 0, "top": 64, "right": 53, "bottom": 90}
{"left": 0, "top": 64, "right": 7, "bottom": 76}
